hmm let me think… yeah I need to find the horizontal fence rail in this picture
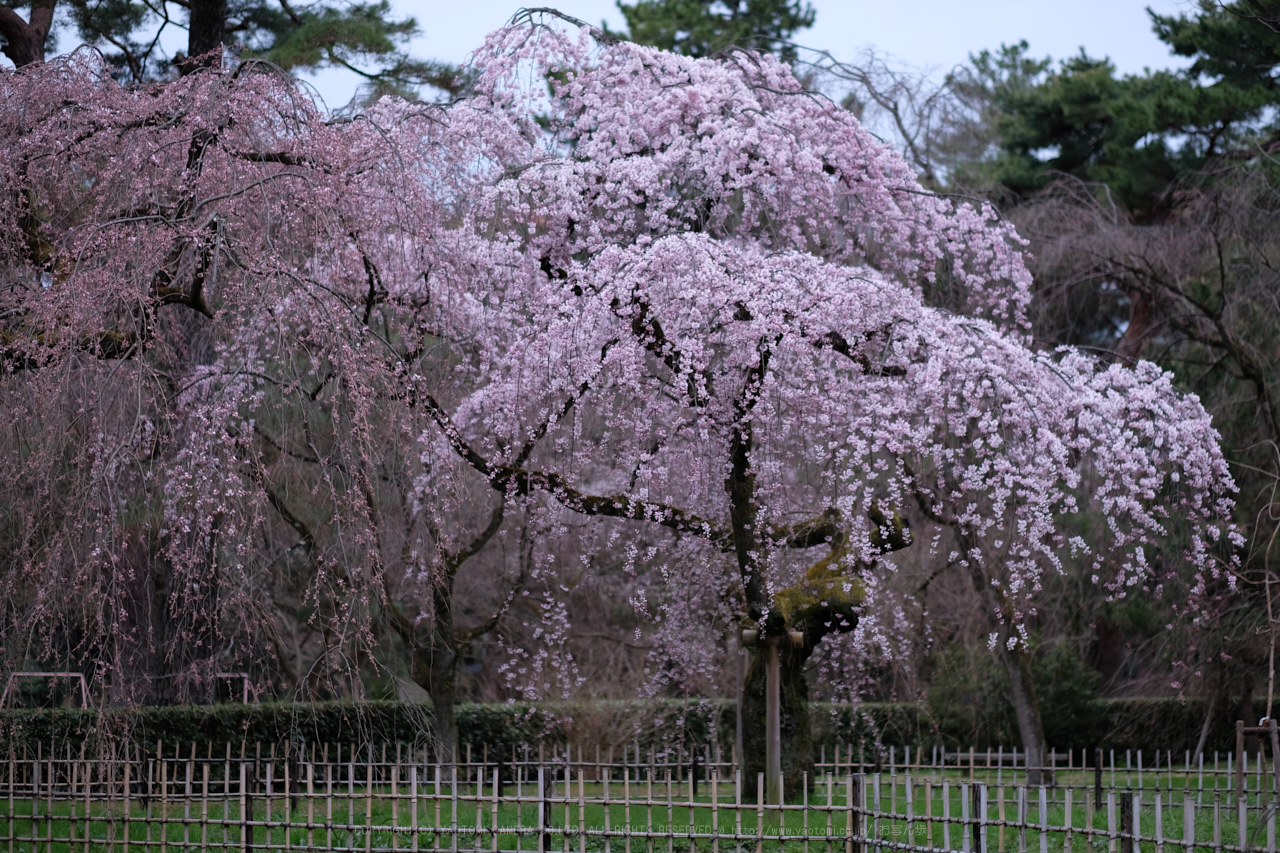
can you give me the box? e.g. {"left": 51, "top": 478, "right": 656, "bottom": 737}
{"left": 4, "top": 742, "right": 1280, "bottom": 853}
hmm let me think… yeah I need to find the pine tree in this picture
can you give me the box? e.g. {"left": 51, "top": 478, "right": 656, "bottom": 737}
{"left": 2, "top": 0, "right": 461, "bottom": 99}
{"left": 614, "top": 0, "right": 814, "bottom": 62}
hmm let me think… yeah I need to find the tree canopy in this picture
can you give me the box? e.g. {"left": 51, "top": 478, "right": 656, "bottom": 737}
{"left": 954, "top": 1, "right": 1280, "bottom": 220}
{"left": 1, "top": 11, "right": 1242, "bottom": 767}
{"left": 614, "top": 0, "right": 814, "bottom": 61}
{"left": 1, "top": 0, "right": 458, "bottom": 100}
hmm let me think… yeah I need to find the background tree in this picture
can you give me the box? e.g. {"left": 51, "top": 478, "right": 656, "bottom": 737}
{"left": 614, "top": 0, "right": 814, "bottom": 61}
{"left": 1, "top": 0, "right": 460, "bottom": 100}
{"left": 809, "top": 0, "right": 1280, "bottom": 754}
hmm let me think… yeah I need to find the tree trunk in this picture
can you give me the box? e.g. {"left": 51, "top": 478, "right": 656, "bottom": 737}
{"left": 0, "top": 0, "right": 55, "bottom": 67}
{"left": 740, "top": 640, "right": 815, "bottom": 802}
{"left": 1240, "top": 669, "right": 1259, "bottom": 755}
{"left": 429, "top": 672, "right": 459, "bottom": 765}
{"left": 968, "top": 547, "right": 1050, "bottom": 786}
{"left": 184, "top": 0, "right": 226, "bottom": 69}
{"left": 403, "top": 585, "right": 460, "bottom": 765}
{"left": 999, "top": 641, "right": 1050, "bottom": 787}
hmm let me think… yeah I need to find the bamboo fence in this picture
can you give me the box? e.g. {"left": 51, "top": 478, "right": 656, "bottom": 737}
{"left": 3, "top": 741, "right": 1280, "bottom": 853}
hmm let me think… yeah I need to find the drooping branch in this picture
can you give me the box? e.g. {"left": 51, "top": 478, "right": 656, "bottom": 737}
{"left": 1, "top": 329, "right": 140, "bottom": 371}
{"left": 818, "top": 329, "right": 908, "bottom": 377}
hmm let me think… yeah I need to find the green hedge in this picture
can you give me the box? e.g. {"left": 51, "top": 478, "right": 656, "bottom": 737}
{"left": 809, "top": 698, "right": 1238, "bottom": 755}
{"left": 0, "top": 697, "right": 1242, "bottom": 756}
{"left": 0, "top": 699, "right": 732, "bottom": 755}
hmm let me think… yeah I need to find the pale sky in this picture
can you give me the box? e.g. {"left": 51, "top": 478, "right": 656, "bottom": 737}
{"left": 302, "top": 0, "right": 1199, "bottom": 109}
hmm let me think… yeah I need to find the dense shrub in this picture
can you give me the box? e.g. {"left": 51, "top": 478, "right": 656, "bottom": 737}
{"left": 0, "top": 697, "right": 1242, "bottom": 757}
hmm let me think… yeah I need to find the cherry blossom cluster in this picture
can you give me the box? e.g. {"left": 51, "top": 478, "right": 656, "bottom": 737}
{"left": 0, "top": 17, "right": 1241, "bottom": 706}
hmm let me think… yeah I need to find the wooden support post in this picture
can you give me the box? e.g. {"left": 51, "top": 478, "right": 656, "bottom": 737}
{"left": 1096, "top": 750, "right": 1104, "bottom": 812}
{"left": 1238, "top": 721, "right": 1246, "bottom": 803}
{"left": 538, "top": 766, "right": 548, "bottom": 853}
{"left": 848, "top": 775, "right": 860, "bottom": 853}
{"left": 974, "top": 782, "right": 985, "bottom": 853}
{"left": 1120, "top": 793, "right": 1133, "bottom": 853}
{"left": 1270, "top": 720, "right": 1280, "bottom": 803}
{"left": 766, "top": 640, "right": 781, "bottom": 806}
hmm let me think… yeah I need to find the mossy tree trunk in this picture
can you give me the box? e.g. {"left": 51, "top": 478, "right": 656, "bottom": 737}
{"left": 740, "top": 638, "right": 817, "bottom": 801}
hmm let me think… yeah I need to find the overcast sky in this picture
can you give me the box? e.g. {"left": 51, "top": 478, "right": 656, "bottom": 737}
{"left": 301, "top": 0, "right": 1199, "bottom": 109}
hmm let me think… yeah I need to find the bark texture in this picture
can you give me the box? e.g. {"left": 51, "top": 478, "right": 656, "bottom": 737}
{"left": 0, "top": 0, "right": 54, "bottom": 67}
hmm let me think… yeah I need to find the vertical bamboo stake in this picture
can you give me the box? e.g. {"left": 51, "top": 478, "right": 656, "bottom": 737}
{"left": 306, "top": 760, "right": 314, "bottom": 853}
{"left": 141, "top": 747, "right": 151, "bottom": 853}
{"left": 804, "top": 773, "right": 811, "bottom": 853}
{"left": 1156, "top": 793, "right": 1164, "bottom": 853}
{"left": 889, "top": 757, "right": 896, "bottom": 826}
{"left": 848, "top": 774, "right": 859, "bottom": 853}
{"left": 325, "top": 749, "right": 334, "bottom": 853}
{"left": 225, "top": 743, "right": 233, "bottom": 848}
{"left": 1085, "top": 790, "right": 1094, "bottom": 853}
{"left": 646, "top": 768, "right": 654, "bottom": 853}
{"left": 46, "top": 742, "right": 54, "bottom": 850}
{"left": 122, "top": 747, "right": 132, "bottom": 853}
{"left": 691, "top": 764, "right": 698, "bottom": 850}
{"left": 410, "top": 765, "right": 419, "bottom": 853}
{"left": 711, "top": 768, "right": 720, "bottom": 853}
{"left": 5, "top": 748, "right": 12, "bottom": 853}
{"left": 477, "top": 756, "right": 485, "bottom": 850}
{"left": 926, "top": 780, "right": 933, "bottom": 850}
{"left": 962, "top": 783, "right": 971, "bottom": 853}
{"left": 201, "top": 762, "right": 210, "bottom": 853}
{"left": 67, "top": 747, "right": 78, "bottom": 853}
{"left": 239, "top": 762, "right": 248, "bottom": 853}
{"left": 31, "top": 744, "right": 39, "bottom": 853}
{"left": 978, "top": 783, "right": 988, "bottom": 853}
{"left": 347, "top": 747, "right": 356, "bottom": 851}
{"left": 1236, "top": 795, "right": 1245, "bottom": 853}
{"left": 1039, "top": 786, "right": 1048, "bottom": 853}
{"left": 873, "top": 773, "right": 881, "bottom": 852}
{"left": 284, "top": 747, "right": 292, "bottom": 853}
{"left": 451, "top": 763, "right": 459, "bottom": 853}
{"left": 1212, "top": 793, "right": 1220, "bottom": 851}
{"left": 604, "top": 759, "right": 612, "bottom": 853}
{"left": 564, "top": 766, "right": 572, "bottom": 853}
{"left": 493, "top": 768, "right": 500, "bottom": 853}
{"left": 160, "top": 751, "right": 168, "bottom": 853}
{"left": 186, "top": 743, "right": 197, "bottom": 850}
{"left": 665, "top": 771, "right": 673, "bottom": 853}
{"left": 1063, "top": 788, "right": 1072, "bottom": 853}
{"left": 1018, "top": 787, "right": 1027, "bottom": 853}
{"left": 578, "top": 770, "right": 586, "bottom": 853}
{"left": 537, "top": 767, "right": 545, "bottom": 853}
{"left": 83, "top": 747, "right": 91, "bottom": 853}
{"left": 733, "top": 770, "right": 740, "bottom": 853}
{"left": 392, "top": 747, "right": 401, "bottom": 852}
{"left": 624, "top": 767, "right": 632, "bottom": 853}
{"left": 108, "top": 747, "right": 116, "bottom": 853}
{"left": 755, "top": 774, "right": 764, "bottom": 853}
{"left": 1107, "top": 792, "right": 1116, "bottom": 853}
{"left": 823, "top": 772, "right": 832, "bottom": 853}
{"left": 365, "top": 759, "right": 374, "bottom": 853}
{"left": 904, "top": 774, "right": 913, "bottom": 850}
{"left": 265, "top": 759, "right": 274, "bottom": 850}
{"left": 1181, "top": 794, "right": 1192, "bottom": 853}
{"left": 943, "top": 780, "right": 951, "bottom": 851}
